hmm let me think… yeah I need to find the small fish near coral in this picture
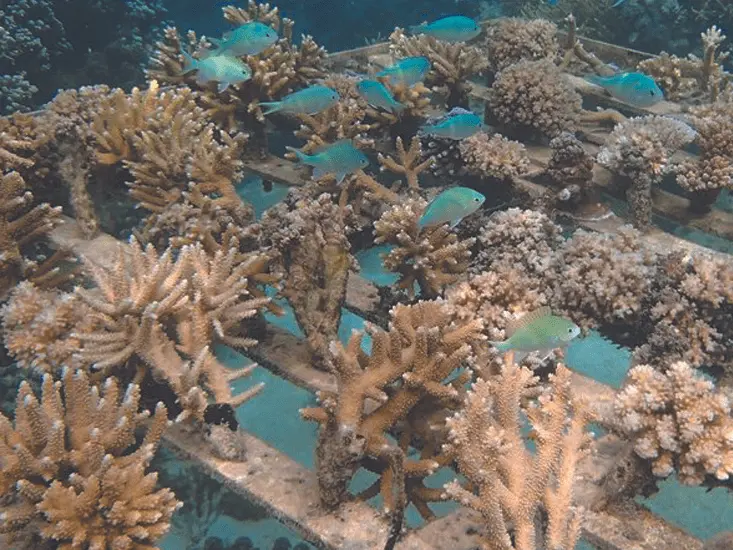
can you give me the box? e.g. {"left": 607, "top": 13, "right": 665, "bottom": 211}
{"left": 209, "top": 21, "right": 279, "bottom": 56}
{"left": 260, "top": 85, "right": 340, "bottom": 115}
{"left": 418, "top": 186, "right": 486, "bottom": 229}
{"left": 356, "top": 80, "right": 405, "bottom": 113}
{"left": 376, "top": 56, "right": 431, "bottom": 87}
{"left": 287, "top": 139, "right": 369, "bottom": 183}
{"left": 180, "top": 50, "right": 252, "bottom": 93}
{"left": 588, "top": 72, "right": 664, "bottom": 108}
{"left": 409, "top": 15, "right": 482, "bottom": 43}
{"left": 419, "top": 110, "right": 484, "bottom": 140}
{"left": 489, "top": 307, "right": 581, "bottom": 362}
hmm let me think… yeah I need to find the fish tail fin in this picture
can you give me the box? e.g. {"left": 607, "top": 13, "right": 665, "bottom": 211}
{"left": 179, "top": 49, "right": 197, "bottom": 71}
{"left": 259, "top": 101, "right": 282, "bottom": 115}
{"left": 489, "top": 340, "right": 510, "bottom": 352}
{"left": 611, "top": 0, "right": 627, "bottom": 6}
{"left": 285, "top": 146, "right": 309, "bottom": 165}
{"left": 587, "top": 74, "right": 608, "bottom": 86}
{"left": 208, "top": 37, "right": 222, "bottom": 49}
{"left": 409, "top": 22, "right": 426, "bottom": 34}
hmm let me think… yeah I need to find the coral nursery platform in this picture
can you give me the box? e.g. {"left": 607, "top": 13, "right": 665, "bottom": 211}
{"left": 39, "top": 22, "right": 733, "bottom": 546}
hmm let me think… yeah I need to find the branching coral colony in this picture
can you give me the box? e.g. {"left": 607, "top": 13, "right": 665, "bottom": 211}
{"left": 3, "top": 3, "right": 733, "bottom": 550}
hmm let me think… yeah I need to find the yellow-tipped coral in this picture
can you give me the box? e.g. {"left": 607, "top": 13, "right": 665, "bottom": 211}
{"left": 0, "top": 369, "right": 180, "bottom": 549}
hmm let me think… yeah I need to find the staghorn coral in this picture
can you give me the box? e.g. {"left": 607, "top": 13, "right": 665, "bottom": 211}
{"left": 374, "top": 197, "right": 475, "bottom": 299}
{"left": 0, "top": 368, "right": 180, "bottom": 549}
{"left": 597, "top": 115, "right": 697, "bottom": 229}
{"left": 377, "top": 136, "right": 433, "bottom": 191}
{"left": 674, "top": 96, "right": 733, "bottom": 211}
{"left": 389, "top": 28, "right": 488, "bottom": 108}
{"left": 488, "top": 59, "right": 581, "bottom": 141}
{"left": 443, "top": 357, "right": 590, "bottom": 550}
{"left": 300, "top": 300, "right": 485, "bottom": 516}
{"left": 0, "top": 171, "right": 65, "bottom": 297}
{"left": 146, "top": 2, "right": 327, "bottom": 130}
{"left": 485, "top": 18, "right": 559, "bottom": 73}
{"left": 615, "top": 361, "right": 733, "bottom": 485}
{"left": 91, "top": 81, "right": 250, "bottom": 215}
{"left": 71, "top": 239, "right": 268, "bottom": 422}
{"left": 638, "top": 26, "right": 731, "bottom": 103}
{"left": 261, "top": 192, "right": 357, "bottom": 370}
{"left": 0, "top": 114, "right": 41, "bottom": 174}
{"left": 458, "top": 131, "right": 530, "bottom": 182}
{"left": 546, "top": 226, "right": 657, "bottom": 331}
{"left": 472, "top": 207, "right": 564, "bottom": 276}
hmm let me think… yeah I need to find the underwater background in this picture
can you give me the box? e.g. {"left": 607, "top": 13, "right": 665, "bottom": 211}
{"left": 2, "top": 0, "right": 733, "bottom": 550}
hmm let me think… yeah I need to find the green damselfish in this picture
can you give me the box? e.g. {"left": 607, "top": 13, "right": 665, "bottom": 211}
{"left": 286, "top": 139, "right": 369, "bottom": 183}
{"left": 418, "top": 187, "right": 485, "bottom": 229}
{"left": 209, "top": 21, "right": 279, "bottom": 57}
{"left": 490, "top": 307, "right": 581, "bottom": 361}
{"left": 180, "top": 51, "right": 252, "bottom": 93}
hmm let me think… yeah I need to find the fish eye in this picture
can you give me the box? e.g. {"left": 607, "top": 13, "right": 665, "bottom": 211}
{"left": 473, "top": 197, "right": 480, "bottom": 202}
{"left": 568, "top": 327, "right": 574, "bottom": 333}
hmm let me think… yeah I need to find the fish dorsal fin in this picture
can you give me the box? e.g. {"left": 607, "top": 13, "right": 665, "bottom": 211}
{"left": 506, "top": 306, "right": 551, "bottom": 337}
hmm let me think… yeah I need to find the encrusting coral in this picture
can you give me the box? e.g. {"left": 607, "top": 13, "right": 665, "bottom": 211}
{"left": 458, "top": 132, "right": 531, "bottom": 182}
{"left": 0, "top": 368, "right": 180, "bottom": 549}
{"left": 374, "top": 197, "right": 476, "bottom": 299}
{"left": 597, "top": 115, "right": 697, "bottom": 229}
{"left": 301, "top": 300, "right": 485, "bottom": 517}
{"left": 443, "top": 356, "right": 591, "bottom": 550}
{"left": 615, "top": 361, "right": 733, "bottom": 485}
{"left": 389, "top": 28, "right": 488, "bottom": 108}
{"left": 488, "top": 59, "right": 582, "bottom": 141}
{"left": 485, "top": 18, "right": 559, "bottom": 73}
{"left": 261, "top": 192, "right": 358, "bottom": 370}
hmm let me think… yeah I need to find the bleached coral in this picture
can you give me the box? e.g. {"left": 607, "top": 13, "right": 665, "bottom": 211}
{"left": 485, "top": 18, "right": 559, "bottom": 72}
{"left": 0, "top": 369, "right": 180, "bottom": 548}
{"left": 443, "top": 359, "right": 590, "bottom": 550}
{"left": 458, "top": 132, "right": 531, "bottom": 181}
{"left": 615, "top": 361, "right": 733, "bottom": 485}
{"left": 546, "top": 227, "right": 657, "bottom": 330}
{"left": 374, "top": 197, "right": 475, "bottom": 298}
{"left": 489, "top": 59, "right": 581, "bottom": 140}
{"left": 598, "top": 115, "right": 696, "bottom": 228}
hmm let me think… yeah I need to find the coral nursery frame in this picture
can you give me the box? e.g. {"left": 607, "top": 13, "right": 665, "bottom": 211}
{"left": 42, "top": 20, "right": 732, "bottom": 550}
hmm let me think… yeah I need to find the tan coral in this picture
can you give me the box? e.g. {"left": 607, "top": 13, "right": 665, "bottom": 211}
{"left": 389, "top": 28, "right": 488, "bottom": 107}
{"left": 0, "top": 369, "right": 180, "bottom": 549}
{"left": 377, "top": 136, "right": 433, "bottom": 191}
{"left": 443, "top": 357, "right": 590, "bottom": 550}
{"left": 615, "top": 361, "right": 733, "bottom": 485}
{"left": 1, "top": 282, "right": 96, "bottom": 373}
{"left": 0, "top": 171, "right": 64, "bottom": 297}
{"left": 91, "top": 82, "right": 250, "bottom": 214}
{"left": 489, "top": 59, "right": 581, "bottom": 141}
{"left": 146, "top": 3, "right": 327, "bottom": 127}
{"left": 71, "top": 239, "right": 269, "bottom": 421}
{"left": 486, "top": 18, "right": 559, "bottom": 72}
{"left": 459, "top": 132, "right": 530, "bottom": 181}
{"left": 546, "top": 226, "right": 657, "bottom": 330}
{"left": 374, "top": 197, "right": 475, "bottom": 298}
{"left": 301, "top": 299, "right": 485, "bottom": 515}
